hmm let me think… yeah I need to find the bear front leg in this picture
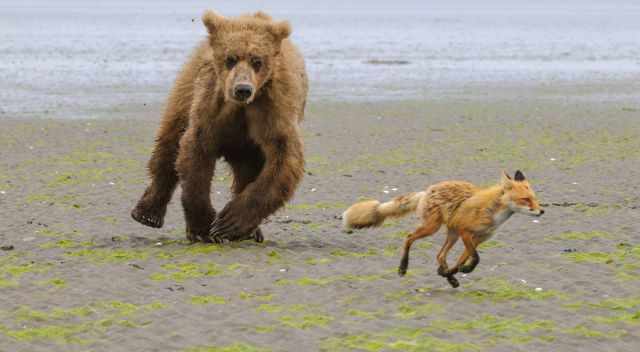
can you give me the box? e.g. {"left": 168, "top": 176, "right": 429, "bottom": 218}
{"left": 131, "top": 115, "right": 187, "bottom": 228}
{"left": 210, "top": 134, "right": 304, "bottom": 242}
{"left": 176, "top": 127, "right": 217, "bottom": 243}
{"left": 225, "top": 147, "right": 267, "bottom": 242}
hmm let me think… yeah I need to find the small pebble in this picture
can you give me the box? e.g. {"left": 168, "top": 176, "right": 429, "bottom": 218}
{"left": 1, "top": 245, "right": 14, "bottom": 251}
{"left": 279, "top": 268, "right": 287, "bottom": 272}
{"left": 532, "top": 219, "right": 540, "bottom": 223}
{"left": 23, "top": 237, "right": 36, "bottom": 242}
{"left": 535, "top": 287, "right": 543, "bottom": 292}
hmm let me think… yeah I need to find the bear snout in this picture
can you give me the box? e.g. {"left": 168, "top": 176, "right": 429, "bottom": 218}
{"left": 233, "top": 83, "right": 254, "bottom": 102}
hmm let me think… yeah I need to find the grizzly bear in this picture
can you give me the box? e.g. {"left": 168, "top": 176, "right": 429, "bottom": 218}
{"left": 131, "top": 10, "right": 308, "bottom": 243}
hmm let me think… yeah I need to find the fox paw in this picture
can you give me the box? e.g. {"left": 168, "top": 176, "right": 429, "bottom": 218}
{"left": 460, "top": 264, "right": 475, "bottom": 274}
{"left": 437, "top": 265, "right": 448, "bottom": 277}
{"left": 446, "top": 275, "right": 460, "bottom": 288}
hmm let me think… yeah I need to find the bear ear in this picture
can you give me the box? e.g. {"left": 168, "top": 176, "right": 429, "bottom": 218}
{"left": 202, "top": 10, "right": 225, "bottom": 35}
{"left": 253, "top": 11, "right": 273, "bottom": 21}
{"left": 514, "top": 170, "right": 526, "bottom": 182}
{"left": 268, "top": 20, "right": 291, "bottom": 42}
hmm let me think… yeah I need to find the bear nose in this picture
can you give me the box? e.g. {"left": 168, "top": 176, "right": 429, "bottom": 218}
{"left": 233, "top": 84, "right": 253, "bottom": 101}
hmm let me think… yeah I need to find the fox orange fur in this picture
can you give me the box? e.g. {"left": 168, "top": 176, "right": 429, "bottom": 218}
{"left": 342, "top": 170, "right": 544, "bottom": 288}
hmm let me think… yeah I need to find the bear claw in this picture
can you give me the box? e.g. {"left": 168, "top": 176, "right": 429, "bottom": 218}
{"left": 131, "top": 207, "right": 164, "bottom": 228}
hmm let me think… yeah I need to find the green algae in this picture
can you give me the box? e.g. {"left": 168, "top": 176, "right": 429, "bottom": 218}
{"left": 256, "top": 304, "right": 284, "bottom": 314}
{"left": 563, "top": 243, "right": 640, "bottom": 280}
{"left": 478, "top": 240, "right": 505, "bottom": 250}
{"left": 40, "top": 239, "right": 94, "bottom": 249}
{"left": 66, "top": 248, "right": 149, "bottom": 263}
{"left": 256, "top": 304, "right": 307, "bottom": 314}
{"left": 563, "top": 324, "right": 623, "bottom": 338}
{"left": 330, "top": 248, "right": 378, "bottom": 258}
{"left": 548, "top": 230, "right": 612, "bottom": 241}
{"left": 279, "top": 314, "right": 333, "bottom": 329}
{"left": 0, "top": 259, "right": 50, "bottom": 287}
{"left": 347, "top": 309, "right": 384, "bottom": 320}
{"left": 25, "top": 193, "right": 81, "bottom": 209}
{"left": 150, "top": 262, "right": 222, "bottom": 282}
{"left": 254, "top": 325, "right": 275, "bottom": 334}
{"left": 184, "top": 343, "right": 270, "bottom": 352}
{"left": 41, "top": 278, "right": 67, "bottom": 288}
{"left": 155, "top": 242, "right": 223, "bottom": 260}
{"left": 2, "top": 300, "right": 166, "bottom": 344}
{"left": 239, "top": 292, "right": 273, "bottom": 302}
{"left": 430, "top": 315, "right": 555, "bottom": 338}
{"left": 394, "top": 303, "right": 442, "bottom": 319}
{"left": 458, "top": 278, "right": 563, "bottom": 302}
{"left": 277, "top": 273, "right": 384, "bottom": 287}
{"left": 190, "top": 295, "right": 226, "bottom": 305}
{"left": 305, "top": 257, "right": 332, "bottom": 265}
{"left": 321, "top": 328, "right": 480, "bottom": 352}
{"left": 266, "top": 250, "right": 283, "bottom": 264}
{"left": 255, "top": 303, "right": 332, "bottom": 330}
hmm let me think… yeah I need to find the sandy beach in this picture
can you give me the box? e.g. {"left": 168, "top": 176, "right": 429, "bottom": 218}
{"left": 2, "top": 1, "right": 640, "bottom": 351}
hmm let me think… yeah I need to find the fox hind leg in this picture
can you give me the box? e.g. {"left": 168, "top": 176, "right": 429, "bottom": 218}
{"left": 436, "top": 230, "right": 458, "bottom": 276}
{"left": 398, "top": 213, "right": 441, "bottom": 276}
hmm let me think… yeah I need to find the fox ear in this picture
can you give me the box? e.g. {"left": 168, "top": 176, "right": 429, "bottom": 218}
{"left": 501, "top": 170, "right": 513, "bottom": 188}
{"left": 514, "top": 170, "right": 526, "bottom": 182}
{"left": 202, "top": 10, "right": 225, "bottom": 36}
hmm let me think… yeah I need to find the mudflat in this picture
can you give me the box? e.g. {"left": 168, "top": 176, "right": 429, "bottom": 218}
{"left": 1, "top": 82, "right": 639, "bottom": 351}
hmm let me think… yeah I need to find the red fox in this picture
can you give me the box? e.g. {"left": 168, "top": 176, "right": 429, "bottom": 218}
{"left": 342, "top": 170, "right": 544, "bottom": 288}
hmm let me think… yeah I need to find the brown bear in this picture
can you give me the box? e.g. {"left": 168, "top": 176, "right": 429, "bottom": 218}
{"left": 131, "top": 10, "right": 308, "bottom": 243}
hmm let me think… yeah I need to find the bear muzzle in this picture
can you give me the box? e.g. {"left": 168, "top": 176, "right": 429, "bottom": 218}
{"left": 232, "top": 83, "right": 254, "bottom": 103}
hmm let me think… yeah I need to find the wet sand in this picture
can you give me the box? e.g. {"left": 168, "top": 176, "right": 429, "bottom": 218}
{"left": 1, "top": 82, "right": 639, "bottom": 351}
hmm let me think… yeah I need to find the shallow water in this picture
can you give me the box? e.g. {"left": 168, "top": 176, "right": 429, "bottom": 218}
{"left": 1, "top": 0, "right": 639, "bottom": 118}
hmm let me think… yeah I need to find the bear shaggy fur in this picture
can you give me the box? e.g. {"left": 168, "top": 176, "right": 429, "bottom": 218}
{"left": 131, "top": 10, "right": 308, "bottom": 243}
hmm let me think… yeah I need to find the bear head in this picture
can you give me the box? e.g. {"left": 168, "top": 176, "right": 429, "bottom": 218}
{"left": 202, "top": 10, "right": 291, "bottom": 105}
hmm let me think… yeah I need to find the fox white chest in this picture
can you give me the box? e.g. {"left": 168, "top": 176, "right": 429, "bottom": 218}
{"left": 475, "top": 209, "right": 513, "bottom": 243}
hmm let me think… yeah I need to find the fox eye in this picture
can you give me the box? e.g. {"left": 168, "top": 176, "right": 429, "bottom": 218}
{"left": 250, "top": 57, "right": 263, "bottom": 71}
{"left": 225, "top": 55, "right": 238, "bottom": 69}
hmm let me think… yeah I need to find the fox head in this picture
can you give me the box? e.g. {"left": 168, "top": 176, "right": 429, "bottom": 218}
{"left": 501, "top": 170, "right": 544, "bottom": 217}
{"left": 202, "top": 10, "right": 291, "bottom": 105}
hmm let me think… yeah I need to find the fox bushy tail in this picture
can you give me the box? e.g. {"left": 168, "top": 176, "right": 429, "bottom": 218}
{"left": 342, "top": 191, "right": 425, "bottom": 229}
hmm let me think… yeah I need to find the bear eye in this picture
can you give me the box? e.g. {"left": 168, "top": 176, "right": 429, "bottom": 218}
{"left": 225, "top": 55, "right": 238, "bottom": 69}
{"left": 250, "top": 57, "right": 263, "bottom": 71}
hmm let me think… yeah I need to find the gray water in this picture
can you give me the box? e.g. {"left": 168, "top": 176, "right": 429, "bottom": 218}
{"left": 1, "top": 0, "right": 639, "bottom": 118}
